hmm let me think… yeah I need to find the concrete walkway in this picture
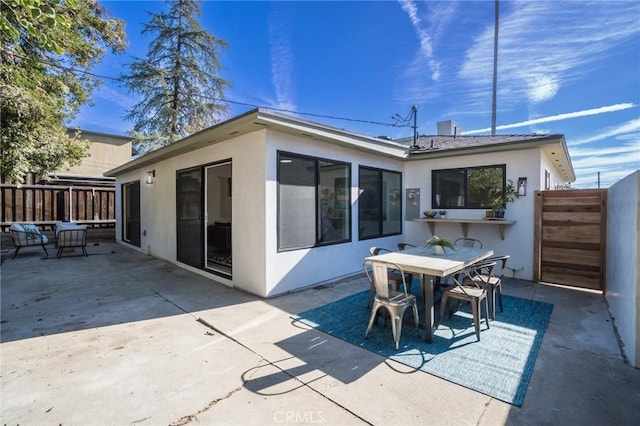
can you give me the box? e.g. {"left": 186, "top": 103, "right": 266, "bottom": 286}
{"left": 1, "top": 243, "right": 639, "bottom": 425}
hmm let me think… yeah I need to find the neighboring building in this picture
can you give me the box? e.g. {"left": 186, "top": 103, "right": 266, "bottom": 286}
{"left": 105, "top": 108, "right": 575, "bottom": 298}
{"left": 1, "top": 129, "right": 132, "bottom": 230}
{"left": 45, "top": 129, "right": 133, "bottom": 186}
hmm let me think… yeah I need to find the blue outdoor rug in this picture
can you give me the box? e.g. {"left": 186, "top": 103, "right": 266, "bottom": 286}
{"left": 292, "top": 289, "right": 553, "bottom": 406}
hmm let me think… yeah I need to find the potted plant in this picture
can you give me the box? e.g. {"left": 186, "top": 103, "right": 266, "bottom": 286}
{"left": 425, "top": 235, "right": 455, "bottom": 255}
{"left": 490, "top": 179, "right": 519, "bottom": 218}
{"left": 438, "top": 210, "right": 447, "bottom": 218}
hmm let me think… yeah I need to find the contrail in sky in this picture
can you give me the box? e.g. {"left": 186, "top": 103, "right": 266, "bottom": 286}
{"left": 463, "top": 103, "right": 636, "bottom": 134}
{"left": 268, "top": 7, "right": 296, "bottom": 112}
{"left": 398, "top": 0, "right": 441, "bottom": 81}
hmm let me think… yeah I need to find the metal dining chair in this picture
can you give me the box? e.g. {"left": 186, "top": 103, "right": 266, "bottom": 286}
{"left": 465, "top": 255, "right": 510, "bottom": 319}
{"left": 366, "top": 247, "right": 414, "bottom": 307}
{"left": 397, "top": 242, "right": 416, "bottom": 251}
{"left": 454, "top": 238, "right": 483, "bottom": 249}
{"left": 434, "top": 239, "right": 482, "bottom": 289}
{"left": 435, "top": 260, "right": 496, "bottom": 341}
{"left": 442, "top": 238, "right": 483, "bottom": 289}
{"left": 364, "top": 260, "right": 420, "bottom": 350}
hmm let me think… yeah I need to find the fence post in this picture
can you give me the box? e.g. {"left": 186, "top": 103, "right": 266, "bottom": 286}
{"left": 69, "top": 187, "right": 73, "bottom": 222}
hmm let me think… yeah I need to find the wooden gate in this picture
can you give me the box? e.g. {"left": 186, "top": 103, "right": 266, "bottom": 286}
{"left": 533, "top": 189, "right": 607, "bottom": 292}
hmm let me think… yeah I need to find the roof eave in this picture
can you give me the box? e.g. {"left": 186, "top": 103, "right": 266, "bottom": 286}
{"left": 105, "top": 109, "right": 408, "bottom": 177}
{"left": 254, "top": 110, "right": 408, "bottom": 158}
{"left": 408, "top": 134, "right": 575, "bottom": 182}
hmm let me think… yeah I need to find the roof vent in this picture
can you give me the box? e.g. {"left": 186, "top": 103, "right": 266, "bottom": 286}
{"left": 437, "top": 120, "right": 462, "bottom": 137}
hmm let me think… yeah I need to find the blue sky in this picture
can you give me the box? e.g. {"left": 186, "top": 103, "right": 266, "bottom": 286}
{"left": 73, "top": 1, "right": 640, "bottom": 188}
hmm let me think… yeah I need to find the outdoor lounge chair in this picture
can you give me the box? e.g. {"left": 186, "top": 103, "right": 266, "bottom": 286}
{"left": 9, "top": 223, "right": 49, "bottom": 258}
{"left": 436, "top": 260, "right": 496, "bottom": 341}
{"left": 55, "top": 224, "right": 88, "bottom": 259}
{"left": 364, "top": 260, "right": 420, "bottom": 350}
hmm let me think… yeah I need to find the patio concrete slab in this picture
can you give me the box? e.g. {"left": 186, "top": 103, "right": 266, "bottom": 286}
{"left": 1, "top": 243, "right": 639, "bottom": 425}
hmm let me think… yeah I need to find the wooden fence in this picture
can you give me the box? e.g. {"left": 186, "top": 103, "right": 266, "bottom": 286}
{"left": 1, "top": 184, "right": 116, "bottom": 232}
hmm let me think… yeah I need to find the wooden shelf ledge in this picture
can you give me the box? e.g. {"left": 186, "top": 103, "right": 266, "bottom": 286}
{"left": 412, "top": 218, "right": 517, "bottom": 240}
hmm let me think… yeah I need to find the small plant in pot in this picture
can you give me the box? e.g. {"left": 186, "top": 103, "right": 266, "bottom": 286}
{"left": 425, "top": 235, "right": 455, "bottom": 255}
{"left": 438, "top": 210, "right": 447, "bottom": 218}
{"left": 490, "top": 179, "right": 519, "bottom": 218}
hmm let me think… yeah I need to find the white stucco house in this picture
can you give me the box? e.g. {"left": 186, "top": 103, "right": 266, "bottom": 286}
{"left": 105, "top": 108, "right": 575, "bottom": 298}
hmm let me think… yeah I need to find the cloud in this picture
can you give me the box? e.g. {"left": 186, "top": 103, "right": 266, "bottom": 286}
{"left": 572, "top": 152, "right": 639, "bottom": 170}
{"left": 458, "top": 1, "right": 640, "bottom": 108}
{"left": 570, "top": 142, "right": 639, "bottom": 158}
{"left": 268, "top": 6, "right": 297, "bottom": 112}
{"left": 394, "top": 1, "right": 462, "bottom": 105}
{"left": 527, "top": 76, "right": 558, "bottom": 104}
{"left": 572, "top": 167, "right": 637, "bottom": 189}
{"left": 463, "top": 103, "right": 636, "bottom": 134}
{"left": 95, "top": 85, "right": 137, "bottom": 110}
{"left": 568, "top": 118, "right": 640, "bottom": 147}
{"left": 568, "top": 121, "right": 640, "bottom": 188}
{"left": 398, "top": 0, "right": 442, "bottom": 82}
{"left": 571, "top": 153, "right": 640, "bottom": 188}
{"left": 72, "top": 108, "right": 131, "bottom": 135}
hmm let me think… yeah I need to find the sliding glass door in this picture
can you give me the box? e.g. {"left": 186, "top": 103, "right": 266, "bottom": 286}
{"left": 176, "top": 161, "right": 232, "bottom": 278}
{"left": 122, "top": 181, "right": 141, "bottom": 247}
{"left": 205, "top": 162, "right": 232, "bottom": 277}
{"left": 176, "top": 167, "right": 203, "bottom": 268}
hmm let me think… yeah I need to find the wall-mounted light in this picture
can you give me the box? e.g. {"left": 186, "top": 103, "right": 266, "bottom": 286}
{"left": 146, "top": 170, "right": 155, "bottom": 185}
{"left": 517, "top": 177, "right": 527, "bottom": 196}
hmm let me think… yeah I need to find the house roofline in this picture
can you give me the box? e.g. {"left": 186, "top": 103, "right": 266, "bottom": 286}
{"left": 67, "top": 128, "right": 132, "bottom": 146}
{"left": 104, "top": 109, "right": 575, "bottom": 183}
{"left": 408, "top": 133, "right": 575, "bottom": 182}
{"left": 105, "top": 108, "right": 408, "bottom": 177}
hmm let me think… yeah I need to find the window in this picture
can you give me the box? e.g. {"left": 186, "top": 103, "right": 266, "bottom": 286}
{"left": 432, "top": 165, "right": 505, "bottom": 209}
{"left": 277, "top": 152, "right": 351, "bottom": 250}
{"left": 358, "top": 166, "right": 402, "bottom": 239}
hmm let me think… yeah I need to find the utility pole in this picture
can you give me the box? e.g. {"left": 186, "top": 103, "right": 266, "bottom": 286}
{"left": 491, "top": 0, "right": 499, "bottom": 136}
{"left": 392, "top": 105, "right": 419, "bottom": 149}
{"left": 412, "top": 105, "right": 418, "bottom": 148}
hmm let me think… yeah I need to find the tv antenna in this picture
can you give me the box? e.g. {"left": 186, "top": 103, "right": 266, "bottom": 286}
{"left": 392, "top": 105, "right": 419, "bottom": 149}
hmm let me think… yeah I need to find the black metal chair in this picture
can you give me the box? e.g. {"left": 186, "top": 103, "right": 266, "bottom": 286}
{"left": 56, "top": 228, "right": 88, "bottom": 259}
{"left": 9, "top": 223, "right": 49, "bottom": 258}
{"left": 397, "top": 242, "right": 416, "bottom": 251}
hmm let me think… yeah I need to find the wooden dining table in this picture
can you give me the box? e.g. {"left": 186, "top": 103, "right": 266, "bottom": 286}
{"left": 364, "top": 245, "right": 493, "bottom": 343}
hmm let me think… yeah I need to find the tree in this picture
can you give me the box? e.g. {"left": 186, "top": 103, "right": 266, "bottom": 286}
{"left": 120, "top": 0, "right": 230, "bottom": 155}
{"left": 0, "top": 0, "right": 126, "bottom": 184}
